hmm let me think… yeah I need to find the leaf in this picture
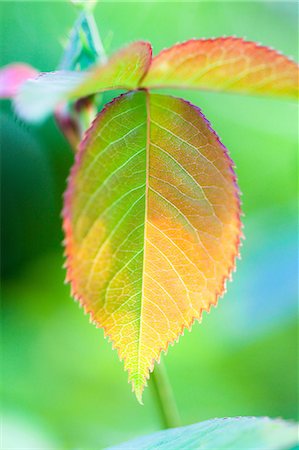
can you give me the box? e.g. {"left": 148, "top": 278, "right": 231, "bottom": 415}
{"left": 107, "top": 417, "right": 299, "bottom": 450}
{"left": 14, "top": 37, "right": 299, "bottom": 123}
{"left": 141, "top": 37, "right": 299, "bottom": 99}
{"left": 15, "top": 71, "right": 85, "bottom": 122}
{"left": 0, "top": 63, "right": 38, "bottom": 98}
{"left": 71, "top": 41, "right": 151, "bottom": 97}
{"left": 15, "top": 41, "right": 152, "bottom": 122}
{"left": 63, "top": 90, "right": 241, "bottom": 402}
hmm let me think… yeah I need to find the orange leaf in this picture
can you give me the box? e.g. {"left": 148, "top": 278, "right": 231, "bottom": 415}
{"left": 63, "top": 90, "right": 241, "bottom": 402}
{"left": 141, "top": 38, "right": 299, "bottom": 99}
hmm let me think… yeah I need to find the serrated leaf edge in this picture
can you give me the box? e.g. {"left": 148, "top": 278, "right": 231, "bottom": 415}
{"left": 62, "top": 91, "right": 243, "bottom": 403}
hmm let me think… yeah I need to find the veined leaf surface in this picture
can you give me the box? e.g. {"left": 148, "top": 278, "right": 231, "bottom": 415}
{"left": 63, "top": 90, "right": 241, "bottom": 402}
{"left": 142, "top": 37, "right": 299, "bottom": 99}
{"left": 15, "top": 41, "right": 152, "bottom": 122}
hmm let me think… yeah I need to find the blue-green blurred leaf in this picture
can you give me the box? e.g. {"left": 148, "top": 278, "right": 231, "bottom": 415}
{"left": 109, "top": 417, "right": 298, "bottom": 450}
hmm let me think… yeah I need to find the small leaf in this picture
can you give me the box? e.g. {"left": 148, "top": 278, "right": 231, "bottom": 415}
{"left": 63, "top": 90, "right": 241, "bottom": 402}
{"left": 15, "top": 42, "right": 152, "bottom": 122}
{"left": 108, "top": 417, "right": 299, "bottom": 450}
{"left": 141, "top": 37, "right": 299, "bottom": 99}
{"left": 0, "top": 63, "right": 38, "bottom": 99}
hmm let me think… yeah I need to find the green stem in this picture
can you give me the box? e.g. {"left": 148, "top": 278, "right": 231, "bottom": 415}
{"left": 75, "top": 96, "right": 97, "bottom": 138}
{"left": 85, "top": 11, "right": 107, "bottom": 63}
{"left": 151, "top": 359, "right": 181, "bottom": 429}
{"left": 57, "top": 8, "right": 106, "bottom": 148}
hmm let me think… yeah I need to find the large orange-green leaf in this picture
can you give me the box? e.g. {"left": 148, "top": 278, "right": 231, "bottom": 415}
{"left": 15, "top": 41, "right": 152, "bottom": 122}
{"left": 141, "top": 37, "right": 299, "bottom": 99}
{"left": 63, "top": 90, "right": 241, "bottom": 402}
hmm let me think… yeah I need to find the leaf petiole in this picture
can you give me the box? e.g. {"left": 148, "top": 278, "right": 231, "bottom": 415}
{"left": 84, "top": 10, "right": 107, "bottom": 64}
{"left": 151, "top": 358, "right": 181, "bottom": 429}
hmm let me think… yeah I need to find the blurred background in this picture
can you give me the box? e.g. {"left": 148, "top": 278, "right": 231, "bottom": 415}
{"left": 0, "top": 1, "right": 298, "bottom": 449}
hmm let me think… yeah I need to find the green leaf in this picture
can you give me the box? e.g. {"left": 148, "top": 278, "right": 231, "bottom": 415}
{"left": 15, "top": 42, "right": 152, "bottom": 122}
{"left": 108, "top": 417, "right": 299, "bottom": 450}
{"left": 63, "top": 90, "right": 241, "bottom": 402}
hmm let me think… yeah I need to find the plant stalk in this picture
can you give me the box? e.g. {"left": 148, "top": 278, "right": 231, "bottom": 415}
{"left": 56, "top": 7, "right": 105, "bottom": 149}
{"left": 151, "top": 358, "right": 181, "bottom": 429}
{"left": 85, "top": 10, "right": 107, "bottom": 63}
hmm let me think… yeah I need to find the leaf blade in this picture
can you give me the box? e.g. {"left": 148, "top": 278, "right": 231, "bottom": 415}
{"left": 63, "top": 91, "right": 241, "bottom": 401}
{"left": 107, "top": 417, "right": 299, "bottom": 450}
{"left": 15, "top": 71, "right": 85, "bottom": 122}
{"left": 141, "top": 37, "right": 299, "bottom": 99}
{"left": 71, "top": 41, "right": 152, "bottom": 98}
{"left": 15, "top": 41, "right": 152, "bottom": 122}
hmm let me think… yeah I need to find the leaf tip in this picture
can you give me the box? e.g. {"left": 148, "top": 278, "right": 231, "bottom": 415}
{"left": 129, "top": 372, "right": 146, "bottom": 404}
{"left": 135, "top": 390, "right": 144, "bottom": 405}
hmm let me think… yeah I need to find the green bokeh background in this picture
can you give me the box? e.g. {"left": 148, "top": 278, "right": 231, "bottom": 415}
{"left": 0, "top": 1, "right": 298, "bottom": 449}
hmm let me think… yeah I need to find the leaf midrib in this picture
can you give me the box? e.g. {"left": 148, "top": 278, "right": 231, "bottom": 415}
{"left": 136, "top": 89, "right": 150, "bottom": 398}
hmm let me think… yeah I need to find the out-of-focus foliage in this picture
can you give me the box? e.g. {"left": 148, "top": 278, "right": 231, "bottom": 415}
{"left": 1, "top": 1, "right": 297, "bottom": 448}
{"left": 0, "top": 63, "right": 38, "bottom": 98}
{"left": 109, "top": 417, "right": 299, "bottom": 450}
